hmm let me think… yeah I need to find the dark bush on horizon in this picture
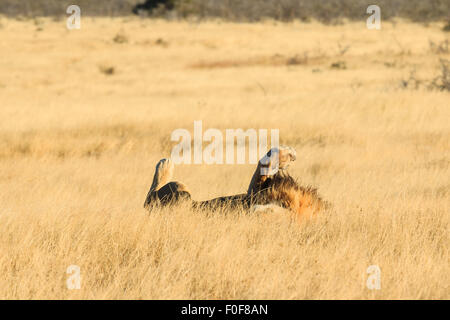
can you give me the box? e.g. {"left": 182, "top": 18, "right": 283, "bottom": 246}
{"left": 132, "top": 0, "right": 175, "bottom": 15}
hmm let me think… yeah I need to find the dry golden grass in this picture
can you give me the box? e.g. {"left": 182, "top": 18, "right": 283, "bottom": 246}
{"left": 0, "top": 17, "right": 448, "bottom": 299}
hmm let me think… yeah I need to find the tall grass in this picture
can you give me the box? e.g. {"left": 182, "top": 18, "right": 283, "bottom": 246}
{"left": 0, "top": 17, "right": 448, "bottom": 299}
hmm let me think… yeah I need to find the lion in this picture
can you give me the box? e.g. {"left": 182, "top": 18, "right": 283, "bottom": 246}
{"left": 144, "top": 146, "right": 327, "bottom": 220}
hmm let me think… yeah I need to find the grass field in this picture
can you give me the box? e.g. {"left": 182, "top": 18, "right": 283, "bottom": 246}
{"left": 0, "top": 17, "right": 448, "bottom": 299}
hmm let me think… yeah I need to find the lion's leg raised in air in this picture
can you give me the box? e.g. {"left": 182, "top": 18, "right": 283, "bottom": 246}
{"left": 247, "top": 146, "right": 297, "bottom": 196}
{"left": 150, "top": 158, "right": 174, "bottom": 192}
{"left": 144, "top": 158, "right": 191, "bottom": 209}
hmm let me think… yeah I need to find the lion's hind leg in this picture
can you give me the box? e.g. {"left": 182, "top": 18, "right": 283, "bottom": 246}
{"left": 145, "top": 181, "right": 191, "bottom": 208}
{"left": 144, "top": 158, "right": 191, "bottom": 209}
{"left": 150, "top": 158, "right": 174, "bottom": 192}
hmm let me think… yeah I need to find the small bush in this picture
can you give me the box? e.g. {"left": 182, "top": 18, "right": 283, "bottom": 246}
{"left": 401, "top": 60, "right": 450, "bottom": 92}
{"left": 401, "top": 69, "right": 423, "bottom": 90}
{"left": 113, "top": 33, "right": 128, "bottom": 44}
{"left": 330, "top": 61, "right": 347, "bottom": 70}
{"left": 429, "top": 39, "right": 449, "bottom": 54}
{"left": 99, "top": 65, "right": 115, "bottom": 75}
{"left": 286, "top": 53, "right": 308, "bottom": 66}
{"left": 443, "top": 20, "right": 450, "bottom": 32}
{"left": 429, "top": 59, "right": 450, "bottom": 91}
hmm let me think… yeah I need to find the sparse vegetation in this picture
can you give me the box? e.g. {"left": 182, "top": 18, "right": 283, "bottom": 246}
{"left": 99, "top": 65, "right": 116, "bottom": 75}
{"left": 429, "top": 39, "right": 449, "bottom": 54}
{"left": 172, "top": 0, "right": 450, "bottom": 23}
{"left": 443, "top": 19, "right": 450, "bottom": 31}
{"left": 0, "top": 0, "right": 140, "bottom": 16}
{"left": 401, "top": 69, "right": 423, "bottom": 89}
{"left": 0, "top": 0, "right": 449, "bottom": 23}
{"left": 430, "top": 59, "right": 450, "bottom": 91}
{"left": 330, "top": 61, "right": 347, "bottom": 70}
{"left": 113, "top": 32, "right": 129, "bottom": 44}
{"left": 401, "top": 60, "right": 450, "bottom": 91}
{"left": 155, "top": 38, "right": 169, "bottom": 47}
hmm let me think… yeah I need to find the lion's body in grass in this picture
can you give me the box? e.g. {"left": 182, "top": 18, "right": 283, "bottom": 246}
{"left": 144, "top": 147, "right": 326, "bottom": 220}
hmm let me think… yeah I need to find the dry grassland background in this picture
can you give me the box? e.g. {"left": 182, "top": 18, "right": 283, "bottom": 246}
{"left": 0, "top": 16, "right": 448, "bottom": 299}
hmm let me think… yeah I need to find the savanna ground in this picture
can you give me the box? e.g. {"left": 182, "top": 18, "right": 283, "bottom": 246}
{"left": 0, "top": 16, "right": 448, "bottom": 299}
